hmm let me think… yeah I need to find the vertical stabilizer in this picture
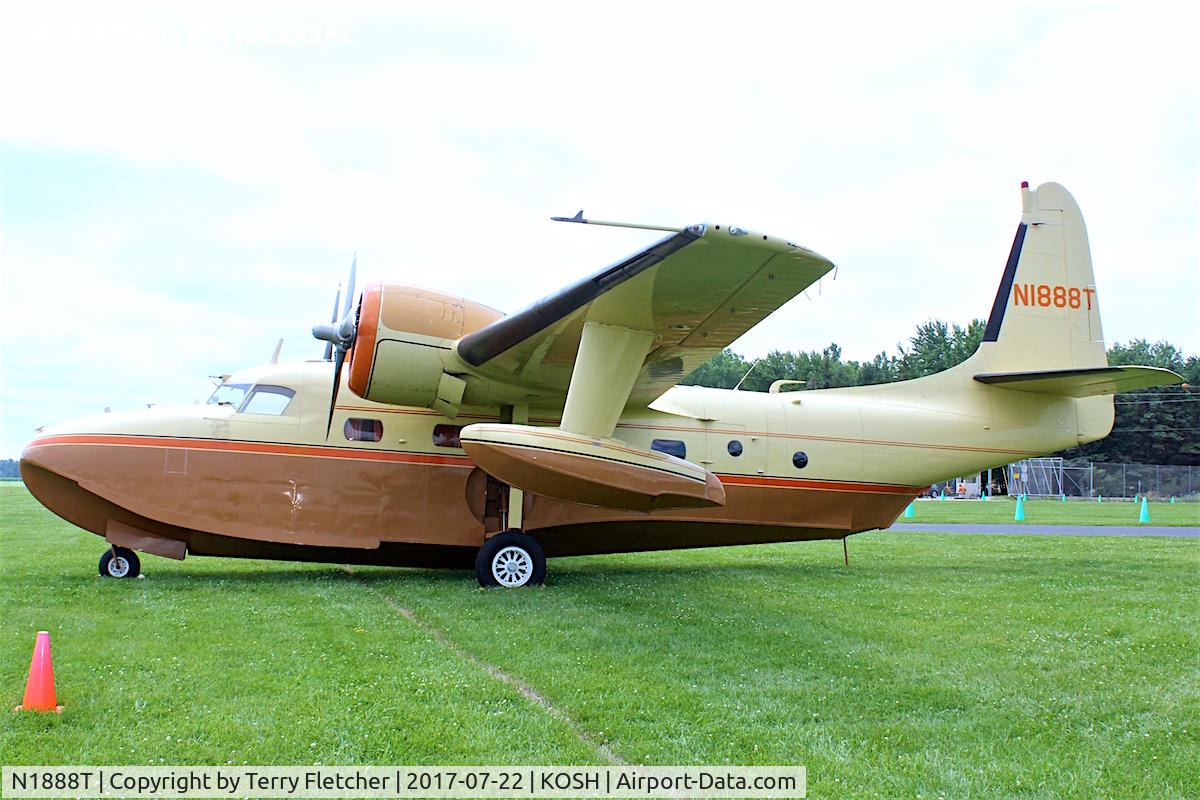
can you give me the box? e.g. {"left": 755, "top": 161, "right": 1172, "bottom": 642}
{"left": 975, "top": 182, "right": 1107, "bottom": 374}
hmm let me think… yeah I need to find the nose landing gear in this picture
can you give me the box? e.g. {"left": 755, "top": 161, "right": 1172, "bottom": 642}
{"left": 99, "top": 546, "right": 141, "bottom": 579}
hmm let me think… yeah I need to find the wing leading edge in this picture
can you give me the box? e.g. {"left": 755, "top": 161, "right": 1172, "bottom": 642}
{"left": 456, "top": 223, "right": 835, "bottom": 405}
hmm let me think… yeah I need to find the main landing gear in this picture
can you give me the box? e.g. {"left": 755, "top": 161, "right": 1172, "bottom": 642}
{"left": 99, "top": 546, "right": 141, "bottom": 579}
{"left": 475, "top": 532, "right": 546, "bottom": 588}
{"left": 475, "top": 463, "right": 545, "bottom": 588}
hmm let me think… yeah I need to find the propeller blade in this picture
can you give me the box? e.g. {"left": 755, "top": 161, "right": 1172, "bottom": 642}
{"left": 324, "top": 285, "right": 342, "bottom": 361}
{"left": 342, "top": 254, "right": 356, "bottom": 319}
{"left": 326, "top": 348, "right": 346, "bottom": 440}
{"left": 330, "top": 285, "right": 342, "bottom": 324}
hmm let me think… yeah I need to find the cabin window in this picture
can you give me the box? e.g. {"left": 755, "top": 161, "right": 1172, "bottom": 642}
{"left": 238, "top": 385, "right": 295, "bottom": 415}
{"left": 344, "top": 418, "right": 383, "bottom": 443}
{"left": 433, "top": 424, "right": 463, "bottom": 448}
{"left": 793, "top": 451, "right": 809, "bottom": 469}
{"left": 651, "top": 439, "right": 687, "bottom": 459}
{"left": 727, "top": 440, "right": 744, "bottom": 457}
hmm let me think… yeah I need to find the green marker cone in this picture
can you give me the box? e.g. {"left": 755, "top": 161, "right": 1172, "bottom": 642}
{"left": 904, "top": 502, "right": 915, "bottom": 519}
{"left": 1139, "top": 497, "right": 1150, "bottom": 523}
{"left": 1014, "top": 495, "right": 1025, "bottom": 521}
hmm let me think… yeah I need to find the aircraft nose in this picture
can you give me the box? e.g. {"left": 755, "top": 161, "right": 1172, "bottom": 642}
{"left": 21, "top": 434, "right": 74, "bottom": 482}
{"left": 19, "top": 434, "right": 113, "bottom": 537}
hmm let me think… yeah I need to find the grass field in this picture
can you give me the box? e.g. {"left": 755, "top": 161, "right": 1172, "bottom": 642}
{"left": 2, "top": 483, "right": 1198, "bottom": 798}
{"left": 901, "top": 496, "right": 1200, "bottom": 526}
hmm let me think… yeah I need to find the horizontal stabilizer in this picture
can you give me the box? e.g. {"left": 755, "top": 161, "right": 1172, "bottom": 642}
{"left": 974, "top": 365, "right": 1182, "bottom": 397}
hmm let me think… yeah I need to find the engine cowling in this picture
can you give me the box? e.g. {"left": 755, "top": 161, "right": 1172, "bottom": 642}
{"left": 347, "top": 282, "right": 503, "bottom": 409}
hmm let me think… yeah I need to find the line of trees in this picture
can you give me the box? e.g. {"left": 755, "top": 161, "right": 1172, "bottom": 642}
{"left": 682, "top": 321, "right": 1200, "bottom": 466}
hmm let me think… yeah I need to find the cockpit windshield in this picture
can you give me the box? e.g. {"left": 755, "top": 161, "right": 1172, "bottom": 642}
{"left": 207, "top": 383, "right": 250, "bottom": 407}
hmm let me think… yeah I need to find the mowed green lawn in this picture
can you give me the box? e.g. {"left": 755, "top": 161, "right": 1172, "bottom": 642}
{"left": 900, "top": 496, "right": 1200, "bottom": 526}
{"left": 2, "top": 483, "right": 1197, "bottom": 799}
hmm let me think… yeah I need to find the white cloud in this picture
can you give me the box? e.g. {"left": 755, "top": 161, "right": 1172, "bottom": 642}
{"left": 1, "top": 0, "right": 1196, "bottom": 455}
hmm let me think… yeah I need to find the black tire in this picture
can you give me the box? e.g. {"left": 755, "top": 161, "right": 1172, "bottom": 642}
{"left": 99, "top": 547, "right": 141, "bottom": 579}
{"left": 475, "top": 532, "right": 546, "bottom": 588}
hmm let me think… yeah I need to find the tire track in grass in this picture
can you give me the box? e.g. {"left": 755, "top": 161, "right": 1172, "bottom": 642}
{"left": 343, "top": 566, "right": 626, "bottom": 766}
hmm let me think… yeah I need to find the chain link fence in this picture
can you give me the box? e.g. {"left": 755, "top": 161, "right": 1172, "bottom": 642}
{"left": 1006, "top": 458, "right": 1198, "bottom": 499}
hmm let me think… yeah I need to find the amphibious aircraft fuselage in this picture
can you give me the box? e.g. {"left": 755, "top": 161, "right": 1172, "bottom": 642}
{"left": 20, "top": 182, "right": 1181, "bottom": 586}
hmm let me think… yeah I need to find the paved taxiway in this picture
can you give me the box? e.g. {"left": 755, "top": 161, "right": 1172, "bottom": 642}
{"left": 888, "top": 523, "right": 1199, "bottom": 537}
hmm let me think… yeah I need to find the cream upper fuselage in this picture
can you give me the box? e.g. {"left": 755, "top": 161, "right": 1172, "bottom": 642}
{"left": 24, "top": 182, "right": 1146, "bottom": 563}
{"left": 20, "top": 353, "right": 1110, "bottom": 561}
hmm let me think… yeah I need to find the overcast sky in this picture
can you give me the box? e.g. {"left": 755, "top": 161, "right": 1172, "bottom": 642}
{"left": 1, "top": 1, "right": 1196, "bottom": 457}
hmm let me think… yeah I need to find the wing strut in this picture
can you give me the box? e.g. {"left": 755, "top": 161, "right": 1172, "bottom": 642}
{"left": 560, "top": 321, "right": 655, "bottom": 438}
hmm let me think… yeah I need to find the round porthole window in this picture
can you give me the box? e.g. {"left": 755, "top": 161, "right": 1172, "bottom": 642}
{"left": 727, "top": 440, "right": 743, "bottom": 457}
{"left": 793, "top": 451, "right": 809, "bottom": 469}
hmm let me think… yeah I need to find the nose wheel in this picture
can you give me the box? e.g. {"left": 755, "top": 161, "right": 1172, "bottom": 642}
{"left": 476, "top": 532, "right": 546, "bottom": 588}
{"left": 99, "top": 546, "right": 141, "bottom": 579}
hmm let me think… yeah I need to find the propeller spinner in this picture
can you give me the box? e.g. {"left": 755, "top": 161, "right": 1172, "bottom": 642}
{"left": 312, "top": 255, "right": 358, "bottom": 439}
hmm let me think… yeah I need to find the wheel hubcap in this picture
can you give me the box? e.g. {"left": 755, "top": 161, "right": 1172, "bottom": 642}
{"left": 109, "top": 556, "right": 130, "bottom": 578}
{"left": 492, "top": 546, "right": 532, "bottom": 587}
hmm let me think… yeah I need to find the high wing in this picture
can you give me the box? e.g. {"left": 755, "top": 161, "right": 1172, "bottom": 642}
{"left": 456, "top": 223, "right": 835, "bottom": 405}
{"left": 333, "top": 220, "right": 834, "bottom": 512}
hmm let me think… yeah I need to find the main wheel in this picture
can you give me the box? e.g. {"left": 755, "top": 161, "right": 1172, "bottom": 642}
{"left": 475, "top": 532, "right": 546, "bottom": 588}
{"left": 99, "top": 546, "right": 141, "bottom": 579}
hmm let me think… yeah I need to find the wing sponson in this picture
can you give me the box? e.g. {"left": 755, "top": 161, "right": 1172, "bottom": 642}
{"left": 459, "top": 423, "right": 726, "bottom": 512}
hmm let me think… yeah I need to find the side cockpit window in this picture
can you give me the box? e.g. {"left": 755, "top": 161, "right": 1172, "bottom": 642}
{"left": 238, "top": 385, "right": 296, "bottom": 416}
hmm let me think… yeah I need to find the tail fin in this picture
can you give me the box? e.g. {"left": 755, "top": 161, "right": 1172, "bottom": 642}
{"left": 970, "top": 182, "right": 1182, "bottom": 399}
{"left": 975, "top": 182, "right": 1106, "bottom": 374}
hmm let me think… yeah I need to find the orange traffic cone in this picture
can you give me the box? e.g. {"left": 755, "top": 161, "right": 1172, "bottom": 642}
{"left": 17, "top": 631, "right": 62, "bottom": 713}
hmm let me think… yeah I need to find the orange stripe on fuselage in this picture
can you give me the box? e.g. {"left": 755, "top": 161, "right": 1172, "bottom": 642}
{"left": 29, "top": 434, "right": 923, "bottom": 495}
{"left": 613, "top": 422, "right": 1039, "bottom": 456}
{"left": 29, "top": 434, "right": 476, "bottom": 468}
{"left": 717, "top": 474, "right": 920, "bottom": 494}
{"left": 333, "top": 407, "right": 1037, "bottom": 457}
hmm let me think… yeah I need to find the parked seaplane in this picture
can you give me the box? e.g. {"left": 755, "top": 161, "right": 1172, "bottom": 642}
{"left": 21, "top": 182, "right": 1181, "bottom": 587}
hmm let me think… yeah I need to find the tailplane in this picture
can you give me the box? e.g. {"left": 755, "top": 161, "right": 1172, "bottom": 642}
{"left": 974, "top": 365, "right": 1180, "bottom": 397}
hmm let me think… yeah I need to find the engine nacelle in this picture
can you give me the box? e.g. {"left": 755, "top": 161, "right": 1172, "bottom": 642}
{"left": 348, "top": 282, "right": 503, "bottom": 411}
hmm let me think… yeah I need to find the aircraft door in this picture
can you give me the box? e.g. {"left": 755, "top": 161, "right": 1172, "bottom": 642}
{"left": 700, "top": 394, "right": 769, "bottom": 478}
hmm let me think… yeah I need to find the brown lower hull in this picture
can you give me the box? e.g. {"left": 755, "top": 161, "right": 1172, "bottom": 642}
{"left": 21, "top": 438, "right": 914, "bottom": 569}
{"left": 26, "top": 460, "right": 854, "bottom": 566}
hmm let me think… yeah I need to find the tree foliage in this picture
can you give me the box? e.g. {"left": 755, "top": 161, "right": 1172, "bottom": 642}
{"left": 1060, "top": 340, "right": 1200, "bottom": 466}
{"left": 682, "top": 323, "right": 1199, "bottom": 466}
{"left": 895, "top": 319, "right": 986, "bottom": 379}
